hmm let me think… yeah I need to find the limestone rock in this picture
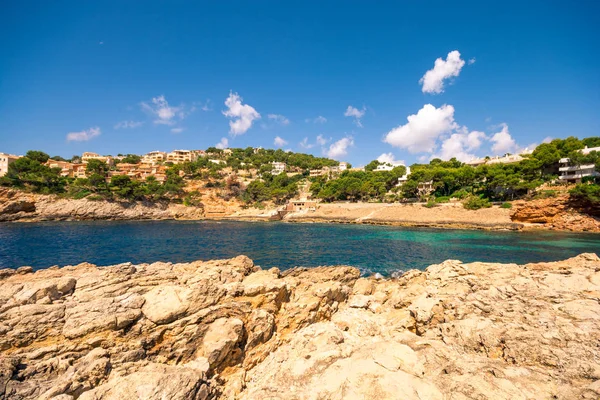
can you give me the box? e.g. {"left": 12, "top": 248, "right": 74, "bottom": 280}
{"left": 201, "top": 317, "right": 244, "bottom": 368}
{"left": 78, "top": 363, "right": 209, "bottom": 400}
{"left": 1, "top": 254, "right": 600, "bottom": 399}
{"left": 142, "top": 285, "right": 190, "bottom": 325}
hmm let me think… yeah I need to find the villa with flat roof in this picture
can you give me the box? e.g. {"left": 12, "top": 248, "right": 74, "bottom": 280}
{"left": 558, "top": 146, "right": 600, "bottom": 183}
{"left": 141, "top": 151, "right": 167, "bottom": 164}
{"left": 167, "top": 150, "right": 197, "bottom": 164}
{"left": 81, "top": 152, "right": 114, "bottom": 165}
{"left": 271, "top": 162, "right": 286, "bottom": 175}
{"left": 0, "top": 153, "right": 21, "bottom": 177}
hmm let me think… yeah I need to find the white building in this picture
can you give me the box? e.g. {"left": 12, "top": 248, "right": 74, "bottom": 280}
{"left": 395, "top": 166, "right": 412, "bottom": 187}
{"left": 375, "top": 161, "right": 405, "bottom": 172}
{"left": 582, "top": 146, "right": 600, "bottom": 156}
{"left": 486, "top": 154, "right": 524, "bottom": 165}
{"left": 0, "top": 153, "right": 20, "bottom": 177}
{"left": 209, "top": 159, "right": 225, "bottom": 165}
{"left": 271, "top": 162, "right": 286, "bottom": 175}
{"left": 465, "top": 157, "right": 487, "bottom": 167}
{"left": 166, "top": 150, "right": 197, "bottom": 164}
{"left": 141, "top": 151, "right": 167, "bottom": 165}
{"left": 558, "top": 146, "right": 600, "bottom": 183}
{"left": 81, "top": 152, "right": 114, "bottom": 165}
{"left": 339, "top": 162, "right": 348, "bottom": 171}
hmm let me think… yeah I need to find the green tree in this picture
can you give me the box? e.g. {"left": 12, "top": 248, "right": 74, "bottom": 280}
{"left": 85, "top": 159, "right": 109, "bottom": 176}
{"left": 110, "top": 175, "right": 135, "bottom": 198}
{"left": 118, "top": 154, "right": 141, "bottom": 164}
{"left": 364, "top": 160, "right": 380, "bottom": 172}
{"left": 531, "top": 143, "right": 561, "bottom": 170}
{"left": 25, "top": 150, "right": 50, "bottom": 163}
{"left": 582, "top": 137, "right": 600, "bottom": 148}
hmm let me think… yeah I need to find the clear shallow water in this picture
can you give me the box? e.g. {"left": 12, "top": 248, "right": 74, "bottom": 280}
{"left": 0, "top": 220, "right": 598, "bottom": 276}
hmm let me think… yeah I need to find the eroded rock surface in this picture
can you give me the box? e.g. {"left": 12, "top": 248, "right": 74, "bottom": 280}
{"left": 0, "top": 188, "right": 205, "bottom": 222}
{"left": 1, "top": 254, "right": 600, "bottom": 399}
{"left": 512, "top": 195, "right": 600, "bottom": 232}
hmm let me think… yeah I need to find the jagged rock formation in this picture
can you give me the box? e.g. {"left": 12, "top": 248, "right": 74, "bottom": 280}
{"left": 0, "top": 188, "right": 205, "bottom": 222}
{"left": 1, "top": 254, "right": 600, "bottom": 399}
{"left": 512, "top": 195, "right": 600, "bottom": 232}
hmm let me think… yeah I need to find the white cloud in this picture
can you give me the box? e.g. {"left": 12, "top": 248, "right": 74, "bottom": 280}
{"left": 114, "top": 120, "right": 143, "bottom": 129}
{"left": 490, "top": 123, "right": 518, "bottom": 154}
{"left": 306, "top": 116, "right": 327, "bottom": 124}
{"left": 344, "top": 106, "right": 366, "bottom": 127}
{"left": 542, "top": 136, "right": 553, "bottom": 144}
{"left": 299, "top": 135, "right": 330, "bottom": 149}
{"left": 215, "top": 137, "right": 229, "bottom": 149}
{"left": 299, "top": 137, "right": 314, "bottom": 149}
{"left": 419, "top": 50, "right": 466, "bottom": 94}
{"left": 465, "top": 130, "right": 487, "bottom": 150}
{"left": 317, "top": 135, "right": 331, "bottom": 146}
{"left": 223, "top": 92, "right": 261, "bottom": 136}
{"left": 384, "top": 104, "right": 458, "bottom": 153}
{"left": 140, "top": 95, "right": 186, "bottom": 125}
{"left": 170, "top": 127, "right": 184, "bottom": 134}
{"left": 433, "top": 130, "right": 486, "bottom": 162}
{"left": 316, "top": 134, "right": 329, "bottom": 146}
{"left": 376, "top": 153, "right": 404, "bottom": 165}
{"left": 326, "top": 136, "right": 354, "bottom": 159}
{"left": 468, "top": 58, "right": 476, "bottom": 65}
{"left": 66, "top": 127, "right": 101, "bottom": 142}
{"left": 268, "top": 114, "right": 290, "bottom": 125}
{"left": 274, "top": 136, "right": 288, "bottom": 147}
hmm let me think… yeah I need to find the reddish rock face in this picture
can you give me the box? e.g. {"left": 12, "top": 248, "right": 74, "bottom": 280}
{"left": 511, "top": 195, "right": 600, "bottom": 232}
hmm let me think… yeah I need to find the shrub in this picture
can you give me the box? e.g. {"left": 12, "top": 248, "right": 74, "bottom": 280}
{"left": 182, "top": 190, "right": 203, "bottom": 207}
{"left": 463, "top": 196, "right": 492, "bottom": 210}
{"left": 450, "top": 189, "right": 470, "bottom": 200}
{"left": 424, "top": 199, "right": 437, "bottom": 208}
{"left": 87, "top": 194, "right": 105, "bottom": 201}
{"left": 72, "top": 190, "right": 91, "bottom": 200}
{"left": 501, "top": 202, "right": 512, "bottom": 209}
{"left": 436, "top": 196, "right": 450, "bottom": 203}
{"left": 533, "top": 190, "right": 557, "bottom": 200}
{"left": 569, "top": 184, "right": 600, "bottom": 216}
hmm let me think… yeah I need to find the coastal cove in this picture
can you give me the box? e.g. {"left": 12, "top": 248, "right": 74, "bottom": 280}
{"left": 1, "top": 220, "right": 598, "bottom": 274}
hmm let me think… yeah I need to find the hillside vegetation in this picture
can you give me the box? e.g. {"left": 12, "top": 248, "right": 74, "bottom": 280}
{"left": 1, "top": 137, "right": 599, "bottom": 209}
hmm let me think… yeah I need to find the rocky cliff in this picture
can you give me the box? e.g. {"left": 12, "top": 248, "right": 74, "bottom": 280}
{"left": 2, "top": 254, "right": 600, "bottom": 399}
{"left": 512, "top": 195, "right": 600, "bottom": 232}
{"left": 0, "top": 188, "right": 205, "bottom": 222}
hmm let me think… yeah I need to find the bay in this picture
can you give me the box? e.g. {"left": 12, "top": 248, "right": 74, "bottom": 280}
{"left": 0, "top": 220, "right": 598, "bottom": 276}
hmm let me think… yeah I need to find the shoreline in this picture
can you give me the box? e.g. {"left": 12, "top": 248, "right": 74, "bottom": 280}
{"left": 2, "top": 188, "right": 599, "bottom": 233}
{"left": 220, "top": 214, "right": 526, "bottom": 231}
{"left": 6, "top": 214, "right": 594, "bottom": 235}
{"left": 2, "top": 253, "right": 600, "bottom": 398}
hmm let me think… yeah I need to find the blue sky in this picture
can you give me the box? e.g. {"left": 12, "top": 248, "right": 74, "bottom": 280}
{"left": 1, "top": 1, "right": 599, "bottom": 166}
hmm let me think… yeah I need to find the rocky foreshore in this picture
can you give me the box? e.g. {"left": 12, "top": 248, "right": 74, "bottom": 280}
{"left": 2, "top": 254, "right": 600, "bottom": 399}
{"left": 2, "top": 187, "right": 600, "bottom": 233}
{"left": 0, "top": 188, "right": 204, "bottom": 222}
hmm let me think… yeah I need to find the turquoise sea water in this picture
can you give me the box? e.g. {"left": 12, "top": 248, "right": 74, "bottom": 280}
{"left": 0, "top": 220, "right": 598, "bottom": 276}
